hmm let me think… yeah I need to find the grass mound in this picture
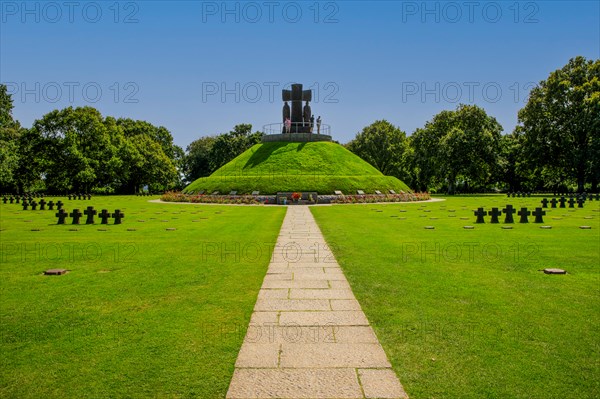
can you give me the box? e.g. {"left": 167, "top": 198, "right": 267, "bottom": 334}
{"left": 184, "top": 141, "right": 411, "bottom": 195}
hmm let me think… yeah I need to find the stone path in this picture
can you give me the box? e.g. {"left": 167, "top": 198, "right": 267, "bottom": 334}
{"left": 227, "top": 206, "right": 408, "bottom": 399}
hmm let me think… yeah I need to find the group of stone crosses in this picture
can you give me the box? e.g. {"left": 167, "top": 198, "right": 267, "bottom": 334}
{"left": 475, "top": 193, "right": 593, "bottom": 224}
{"left": 55, "top": 207, "right": 124, "bottom": 225}
{"left": 1, "top": 193, "right": 124, "bottom": 225}
{"left": 474, "top": 205, "right": 547, "bottom": 224}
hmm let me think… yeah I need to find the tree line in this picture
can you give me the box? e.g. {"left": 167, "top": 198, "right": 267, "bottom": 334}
{"left": 346, "top": 56, "right": 599, "bottom": 194}
{"left": 1, "top": 56, "right": 597, "bottom": 194}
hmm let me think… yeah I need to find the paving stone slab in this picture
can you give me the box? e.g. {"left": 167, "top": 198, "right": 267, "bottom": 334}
{"left": 359, "top": 368, "right": 409, "bottom": 398}
{"left": 334, "top": 326, "right": 380, "bottom": 343}
{"left": 262, "top": 280, "right": 330, "bottom": 289}
{"left": 254, "top": 299, "right": 331, "bottom": 312}
{"left": 227, "top": 368, "right": 363, "bottom": 399}
{"left": 330, "top": 299, "right": 362, "bottom": 311}
{"left": 257, "top": 289, "right": 289, "bottom": 299}
{"left": 289, "top": 289, "right": 355, "bottom": 300}
{"left": 280, "top": 343, "right": 391, "bottom": 368}
{"left": 244, "top": 325, "right": 337, "bottom": 344}
{"left": 279, "top": 311, "right": 369, "bottom": 326}
{"left": 234, "top": 343, "right": 280, "bottom": 367}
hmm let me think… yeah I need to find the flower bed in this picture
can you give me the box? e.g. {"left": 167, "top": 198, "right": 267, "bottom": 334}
{"left": 329, "top": 192, "right": 430, "bottom": 204}
{"left": 161, "top": 191, "right": 430, "bottom": 205}
{"left": 161, "top": 192, "right": 275, "bottom": 204}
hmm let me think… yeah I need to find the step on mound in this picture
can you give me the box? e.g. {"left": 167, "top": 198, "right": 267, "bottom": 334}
{"left": 184, "top": 141, "right": 411, "bottom": 195}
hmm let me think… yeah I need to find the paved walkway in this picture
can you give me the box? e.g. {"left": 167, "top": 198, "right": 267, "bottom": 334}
{"left": 227, "top": 206, "right": 408, "bottom": 399}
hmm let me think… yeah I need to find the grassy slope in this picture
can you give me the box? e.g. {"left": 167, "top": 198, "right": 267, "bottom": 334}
{"left": 0, "top": 197, "right": 286, "bottom": 398}
{"left": 311, "top": 195, "right": 599, "bottom": 399}
{"left": 184, "top": 142, "right": 411, "bottom": 195}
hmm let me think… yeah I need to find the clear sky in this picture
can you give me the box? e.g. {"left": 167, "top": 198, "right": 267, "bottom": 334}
{"left": 1, "top": 1, "right": 598, "bottom": 148}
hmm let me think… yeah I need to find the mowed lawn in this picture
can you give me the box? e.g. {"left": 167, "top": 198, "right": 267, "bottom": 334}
{"left": 0, "top": 196, "right": 286, "bottom": 398}
{"left": 311, "top": 195, "right": 599, "bottom": 399}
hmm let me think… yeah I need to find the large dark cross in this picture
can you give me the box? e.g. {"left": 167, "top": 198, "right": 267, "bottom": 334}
{"left": 56, "top": 209, "right": 68, "bottom": 224}
{"left": 532, "top": 207, "right": 545, "bottom": 223}
{"left": 84, "top": 206, "right": 97, "bottom": 224}
{"left": 503, "top": 205, "right": 516, "bottom": 223}
{"left": 488, "top": 208, "right": 502, "bottom": 223}
{"left": 282, "top": 83, "right": 312, "bottom": 132}
{"left": 474, "top": 208, "right": 486, "bottom": 223}
{"left": 518, "top": 207, "right": 530, "bottom": 223}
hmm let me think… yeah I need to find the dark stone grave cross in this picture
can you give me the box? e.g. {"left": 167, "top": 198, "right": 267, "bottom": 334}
{"left": 9, "top": 197, "right": 14, "bottom": 204}
{"left": 488, "top": 208, "right": 502, "bottom": 223}
{"left": 507, "top": 192, "right": 511, "bottom": 197}
{"left": 84, "top": 206, "right": 97, "bottom": 224}
{"left": 2, "top": 197, "right": 6, "bottom": 204}
{"left": 474, "top": 208, "right": 486, "bottom": 223}
{"left": 15, "top": 196, "right": 20, "bottom": 203}
{"left": 550, "top": 198, "right": 558, "bottom": 208}
{"left": 39, "top": 199, "right": 47, "bottom": 210}
{"left": 541, "top": 198, "right": 549, "bottom": 208}
{"left": 532, "top": 207, "right": 545, "bottom": 223}
{"left": 568, "top": 197, "right": 575, "bottom": 208}
{"left": 47, "top": 201, "right": 55, "bottom": 210}
{"left": 56, "top": 200, "right": 64, "bottom": 210}
{"left": 99, "top": 209, "right": 111, "bottom": 224}
{"left": 56, "top": 209, "right": 68, "bottom": 224}
{"left": 503, "top": 205, "right": 516, "bottom": 223}
{"left": 22, "top": 201, "right": 29, "bottom": 210}
{"left": 30, "top": 200, "right": 38, "bottom": 210}
{"left": 518, "top": 207, "right": 530, "bottom": 223}
{"left": 282, "top": 83, "right": 312, "bottom": 133}
{"left": 67, "top": 194, "right": 72, "bottom": 200}
{"left": 112, "top": 209, "right": 124, "bottom": 224}
{"left": 70, "top": 209, "right": 82, "bottom": 224}
{"left": 577, "top": 197, "right": 585, "bottom": 208}
{"left": 558, "top": 197, "right": 567, "bottom": 208}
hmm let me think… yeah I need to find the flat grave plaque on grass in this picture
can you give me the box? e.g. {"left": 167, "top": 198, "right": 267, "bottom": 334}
{"left": 540, "top": 226, "right": 552, "bottom": 229}
{"left": 45, "top": 269, "right": 68, "bottom": 275}
{"left": 579, "top": 226, "right": 592, "bottom": 229}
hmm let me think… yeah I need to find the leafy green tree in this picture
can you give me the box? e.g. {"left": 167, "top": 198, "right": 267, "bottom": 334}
{"left": 184, "top": 136, "right": 216, "bottom": 182}
{"left": 208, "top": 124, "right": 263, "bottom": 171}
{"left": 518, "top": 56, "right": 600, "bottom": 192}
{"left": 31, "top": 107, "right": 118, "bottom": 193}
{"left": 346, "top": 120, "right": 410, "bottom": 182}
{"left": 116, "top": 118, "right": 179, "bottom": 193}
{"left": 0, "top": 84, "right": 22, "bottom": 191}
{"left": 411, "top": 104, "right": 503, "bottom": 194}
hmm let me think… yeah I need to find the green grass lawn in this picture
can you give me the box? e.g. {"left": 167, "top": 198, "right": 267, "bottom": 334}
{"left": 311, "top": 195, "right": 600, "bottom": 399}
{"left": 0, "top": 196, "right": 285, "bottom": 398}
{"left": 184, "top": 142, "right": 411, "bottom": 195}
{"left": 2, "top": 194, "right": 598, "bottom": 398}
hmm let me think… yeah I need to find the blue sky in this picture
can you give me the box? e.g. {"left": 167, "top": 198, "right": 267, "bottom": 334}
{"left": 1, "top": 1, "right": 598, "bottom": 148}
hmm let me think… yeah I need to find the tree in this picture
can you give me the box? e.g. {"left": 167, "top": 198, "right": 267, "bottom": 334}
{"left": 0, "top": 84, "right": 22, "bottom": 191}
{"left": 116, "top": 118, "right": 179, "bottom": 193}
{"left": 184, "top": 136, "right": 216, "bottom": 183}
{"left": 518, "top": 56, "right": 600, "bottom": 192}
{"left": 31, "top": 107, "right": 118, "bottom": 193}
{"left": 346, "top": 120, "right": 410, "bottom": 181}
{"left": 208, "top": 124, "right": 263, "bottom": 172}
{"left": 410, "top": 104, "right": 503, "bottom": 194}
